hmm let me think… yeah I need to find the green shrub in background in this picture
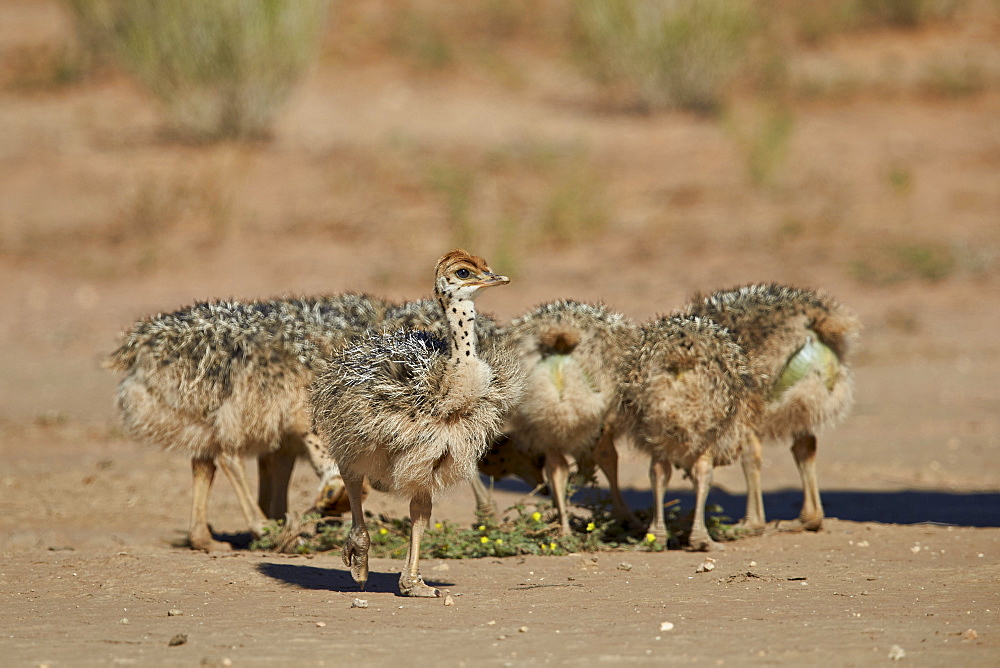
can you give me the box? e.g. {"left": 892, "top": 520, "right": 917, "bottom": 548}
{"left": 573, "top": 0, "right": 759, "bottom": 113}
{"left": 861, "top": 0, "right": 964, "bottom": 27}
{"left": 61, "top": 0, "right": 119, "bottom": 75}
{"left": 68, "top": 0, "right": 329, "bottom": 141}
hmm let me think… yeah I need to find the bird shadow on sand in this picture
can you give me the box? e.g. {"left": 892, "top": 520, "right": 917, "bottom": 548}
{"left": 595, "top": 487, "right": 1000, "bottom": 528}
{"left": 168, "top": 530, "right": 253, "bottom": 551}
{"left": 256, "top": 561, "right": 454, "bottom": 596}
{"left": 486, "top": 477, "right": 1000, "bottom": 528}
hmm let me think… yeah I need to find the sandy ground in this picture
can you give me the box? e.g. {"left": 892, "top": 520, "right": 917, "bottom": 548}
{"left": 1, "top": 1, "right": 999, "bottom": 665}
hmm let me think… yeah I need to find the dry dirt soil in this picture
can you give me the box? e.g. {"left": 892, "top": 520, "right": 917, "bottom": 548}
{"left": 1, "top": 1, "right": 998, "bottom": 665}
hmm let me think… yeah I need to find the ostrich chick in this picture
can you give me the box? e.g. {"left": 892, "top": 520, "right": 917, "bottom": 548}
{"left": 376, "top": 297, "right": 520, "bottom": 516}
{"left": 686, "top": 284, "right": 860, "bottom": 531}
{"left": 311, "top": 250, "right": 522, "bottom": 597}
{"left": 106, "top": 294, "right": 387, "bottom": 551}
{"left": 617, "top": 315, "right": 763, "bottom": 551}
{"left": 505, "top": 301, "right": 640, "bottom": 534}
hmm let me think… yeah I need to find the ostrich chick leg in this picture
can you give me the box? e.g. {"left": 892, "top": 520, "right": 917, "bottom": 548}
{"left": 342, "top": 473, "right": 370, "bottom": 588}
{"left": 399, "top": 493, "right": 440, "bottom": 597}
{"left": 217, "top": 453, "right": 268, "bottom": 537}
{"left": 739, "top": 432, "right": 766, "bottom": 532}
{"left": 688, "top": 451, "right": 724, "bottom": 551}
{"left": 544, "top": 450, "right": 572, "bottom": 535}
{"left": 189, "top": 458, "right": 231, "bottom": 552}
{"left": 257, "top": 437, "right": 297, "bottom": 520}
{"left": 468, "top": 475, "right": 498, "bottom": 519}
{"left": 791, "top": 432, "right": 824, "bottom": 531}
{"left": 647, "top": 456, "right": 672, "bottom": 544}
{"left": 592, "top": 428, "right": 638, "bottom": 527}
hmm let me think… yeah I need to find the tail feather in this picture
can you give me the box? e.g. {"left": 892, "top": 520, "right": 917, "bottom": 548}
{"left": 537, "top": 328, "right": 580, "bottom": 355}
{"left": 808, "top": 306, "right": 861, "bottom": 364}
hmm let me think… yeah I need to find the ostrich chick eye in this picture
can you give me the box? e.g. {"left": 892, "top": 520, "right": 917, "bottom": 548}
{"left": 455, "top": 268, "right": 471, "bottom": 279}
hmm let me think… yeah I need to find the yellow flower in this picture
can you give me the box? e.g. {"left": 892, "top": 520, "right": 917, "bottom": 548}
{"left": 478, "top": 525, "right": 486, "bottom": 531}
{"left": 531, "top": 512, "right": 542, "bottom": 522}
{"left": 549, "top": 542, "right": 557, "bottom": 550}
{"left": 586, "top": 522, "right": 595, "bottom": 532}
{"left": 540, "top": 543, "right": 548, "bottom": 550}
{"left": 645, "top": 533, "right": 657, "bottom": 543}
{"left": 495, "top": 538, "right": 503, "bottom": 544}
{"left": 379, "top": 528, "right": 388, "bottom": 535}
{"left": 480, "top": 536, "right": 489, "bottom": 544}
{"left": 434, "top": 522, "right": 442, "bottom": 529}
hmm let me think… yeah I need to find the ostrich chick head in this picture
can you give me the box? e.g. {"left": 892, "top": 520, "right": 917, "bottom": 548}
{"left": 435, "top": 249, "right": 509, "bottom": 301}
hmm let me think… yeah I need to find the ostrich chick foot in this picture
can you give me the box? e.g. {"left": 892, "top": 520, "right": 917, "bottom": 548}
{"left": 189, "top": 527, "right": 233, "bottom": 553}
{"left": 688, "top": 530, "right": 726, "bottom": 552}
{"left": 342, "top": 527, "right": 370, "bottom": 588}
{"left": 399, "top": 573, "right": 440, "bottom": 598}
{"left": 776, "top": 516, "right": 823, "bottom": 533}
{"left": 734, "top": 518, "right": 767, "bottom": 536}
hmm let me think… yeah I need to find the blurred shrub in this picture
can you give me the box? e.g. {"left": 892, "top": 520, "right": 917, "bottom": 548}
{"left": 860, "top": 0, "right": 964, "bottom": 27}
{"left": 69, "top": 0, "right": 329, "bottom": 141}
{"left": 850, "top": 241, "right": 957, "bottom": 284}
{"left": 61, "top": 0, "right": 119, "bottom": 74}
{"left": 778, "top": 0, "right": 966, "bottom": 44}
{"left": 572, "top": 0, "right": 759, "bottom": 112}
{"left": 724, "top": 101, "right": 795, "bottom": 187}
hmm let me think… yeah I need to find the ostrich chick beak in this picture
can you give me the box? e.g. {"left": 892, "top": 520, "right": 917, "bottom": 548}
{"left": 475, "top": 272, "right": 510, "bottom": 288}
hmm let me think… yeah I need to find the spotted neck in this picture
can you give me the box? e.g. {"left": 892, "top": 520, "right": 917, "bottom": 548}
{"left": 437, "top": 292, "right": 479, "bottom": 365}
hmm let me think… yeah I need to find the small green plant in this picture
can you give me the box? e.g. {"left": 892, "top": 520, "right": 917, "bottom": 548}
{"left": 572, "top": 0, "right": 760, "bottom": 113}
{"left": 860, "top": 0, "right": 965, "bottom": 27}
{"left": 1, "top": 44, "right": 86, "bottom": 91}
{"left": 780, "top": 0, "right": 965, "bottom": 45}
{"left": 390, "top": 10, "right": 454, "bottom": 70}
{"left": 61, "top": 0, "right": 120, "bottom": 74}
{"left": 920, "top": 58, "right": 986, "bottom": 98}
{"left": 850, "top": 241, "right": 957, "bottom": 284}
{"left": 252, "top": 482, "right": 740, "bottom": 557}
{"left": 93, "top": 0, "right": 329, "bottom": 141}
{"left": 887, "top": 164, "right": 914, "bottom": 195}
{"left": 539, "top": 158, "right": 609, "bottom": 242}
{"left": 418, "top": 140, "right": 608, "bottom": 258}
{"left": 427, "top": 163, "right": 477, "bottom": 249}
{"left": 725, "top": 102, "right": 795, "bottom": 187}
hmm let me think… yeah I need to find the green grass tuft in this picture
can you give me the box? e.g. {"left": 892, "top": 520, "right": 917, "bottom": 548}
{"left": 251, "top": 485, "right": 740, "bottom": 557}
{"left": 850, "top": 241, "right": 957, "bottom": 284}
{"left": 572, "top": 0, "right": 760, "bottom": 113}
{"left": 74, "top": 0, "right": 329, "bottom": 141}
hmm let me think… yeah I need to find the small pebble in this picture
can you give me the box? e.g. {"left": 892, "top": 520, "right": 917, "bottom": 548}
{"left": 695, "top": 558, "right": 716, "bottom": 573}
{"left": 432, "top": 562, "right": 450, "bottom": 572}
{"left": 486, "top": 620, "right": 496, "bottom": 626}
{"left": 962, "top": 629, "right": 977, "bottom": 640}
{"left": 119, "top": 618, "right": 129, "bottom": 625}
{"left": 748, "top": 561, "right": 757, "bottom": 567}
{"left": 519, "top": 626, "right": 528, "bottom": 633}
{"left": 316, "top": 622, "right": 326, "bottom": 628}
{"left": 167, "top": 609, "right": 183, "bottom": 617}
{"left": 444, "top": 595, "right": 455, "bottom": 606}
{"left": 351, "top": 598, "right": 369, "bottom": 609}
{"left": 168, "top": 634, "right": 187, "bottom": 647}
{"left": 888, "top": 644, "right": 905, "bottom": 661}
{"left": 617, "top": 562, "right": 633, "bottom": 571}
{"left": 910, "top": 545, "right": 921, "bottom": 554}
{"left": 660, "top": 622, "right": 674, "bottom": 632}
